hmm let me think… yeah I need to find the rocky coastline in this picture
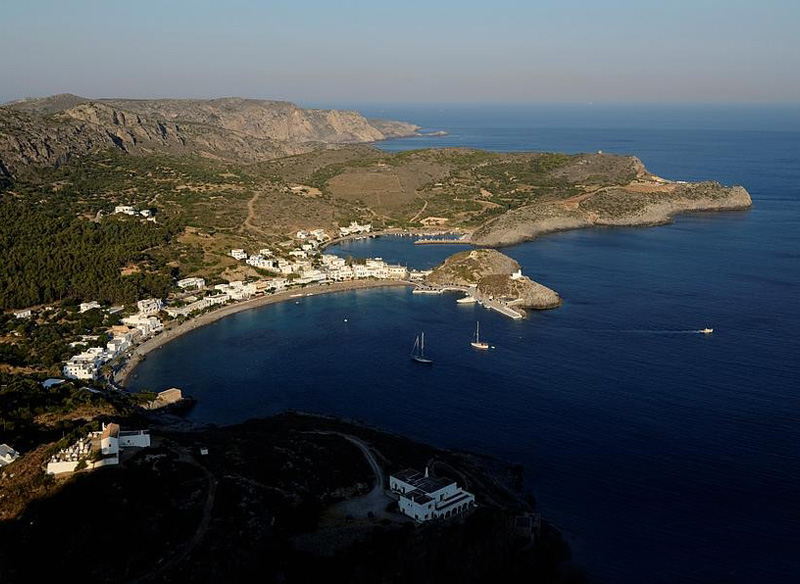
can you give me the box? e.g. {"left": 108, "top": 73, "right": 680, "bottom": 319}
{"left": 470, "top": 182, "right": 752, "bottom": 247}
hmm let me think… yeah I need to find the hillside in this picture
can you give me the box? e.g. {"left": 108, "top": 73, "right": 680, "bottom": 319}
{"left": 0, "top": 94, "right": 419, "bottom": 176}
{"left": 0, "top": 413, "right": 581, "bottom": 584}
{"left": 0, "top": 132, "right": 751, "bottom": 309}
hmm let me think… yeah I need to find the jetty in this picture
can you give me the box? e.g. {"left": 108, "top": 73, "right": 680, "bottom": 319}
{"left": 412, "top": 283, "right": 525, "bottom": 320}
{"left": 414, "top": 237, "right": 469, "bottom": 245}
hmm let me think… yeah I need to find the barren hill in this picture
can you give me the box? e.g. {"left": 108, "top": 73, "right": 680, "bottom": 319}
{"left": 0, "top": 94, "right": 419, "bottom": 177}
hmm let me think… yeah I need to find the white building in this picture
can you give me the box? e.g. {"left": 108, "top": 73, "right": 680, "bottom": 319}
{"left": 168, "top": 293, "right": 230, "bottom": 318}
{"left": 324, "top": 265, "right": 354, "bottom": 281}
{"left": 387, "top": 265, "right": 409, "bottom": 279}
{"left": 321, "top": 254, "right": 346, "bottom": 268}
{"left": 14, "top": 309, "right": 33, "bottom": 319}
{"left": 0, "top": 444, "right": 20, "bottom": 468}
{"left": 137, "top": 298, "right": 164, "bottom": 315}
{"left": 261, "top": 277, "right": 288, "bottom": 292}
{"left": 177, "top": 277, "right": 206, "bottom": 290}
{"left": 114, "top": 205, "right": 137, "bottom": 216}
{"left": 230, "top": 249, "right": 248, "bottom": 260}
{"left": 296, "top": 269, "right": 327, "bottom": 285}
{"left": 118, "top": 429, "right": 151, "bottom": 448}
{"left": 296, "top": 230, "right": 309, "bottom": 239}
{"left": 63, "top": 347, "right": 105, "bottom": 380}
{"left": 46, "top": 423, "right": 150, "bottom": 475}
{"left": 259, "top": 248, "right": 274, "bottom": 257}
{"left": 246, "top": 255, "right": 277, "bottom": 270}
{"left": 122, "top": 315, "right": 163, "bottom": 337}
{"left": 140, "top": 209, "right": 153, "bottom": 218}
{"left": 277, "top": 260, "right": 298, "bottom": 275}
{"left": 339, "top": 221, "right": 373, "bottom": 237}
{"left": 79, "top": 301, "right": 101, "bottom": 313}
{"left": 389, "top": 468, "right": 475, "bottom": 522}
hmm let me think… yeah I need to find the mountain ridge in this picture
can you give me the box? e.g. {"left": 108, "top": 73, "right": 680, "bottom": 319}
{"left": 0, "top": 94, "right": 420, "bottom": 176}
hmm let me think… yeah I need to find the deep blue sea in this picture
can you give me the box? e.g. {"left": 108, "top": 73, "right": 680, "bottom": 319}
{"left": 130, "top": 105, "right": 800, "bottom": 584}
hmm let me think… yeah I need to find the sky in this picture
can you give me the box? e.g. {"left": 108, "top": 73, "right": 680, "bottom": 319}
{"left": 1, "top": 0, "right": 799, "bottom": 105}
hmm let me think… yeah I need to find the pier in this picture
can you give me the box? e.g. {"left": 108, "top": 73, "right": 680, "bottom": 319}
{"left": 414, "top": 237, "right": 470, "bottom": 245}
{"left": 412, "top": 283, "right": 525, "bottom": 320}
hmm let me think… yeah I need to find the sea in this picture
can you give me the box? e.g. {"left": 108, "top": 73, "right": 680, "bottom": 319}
{"left": 129, "top": 104, "right": 800, "bottom": 584}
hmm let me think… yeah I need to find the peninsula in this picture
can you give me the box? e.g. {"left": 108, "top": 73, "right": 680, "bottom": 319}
{"left": 426, "top": 249, "right": 562, "bottom": 315}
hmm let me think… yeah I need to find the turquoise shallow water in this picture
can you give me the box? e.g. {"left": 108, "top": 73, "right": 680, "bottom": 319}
{"left": 130, "top": 105, "right": 800, "bottom": 583}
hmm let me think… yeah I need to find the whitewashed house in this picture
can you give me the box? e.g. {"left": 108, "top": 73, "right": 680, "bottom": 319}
{"left": 0, "top": 444, "right": 20, "bottom": 468}
{"left": 14, "top": 309, "right": 33, "bottom": 319}
{"left": 114, "top": 205, "right": 137, "bottom": 215}
{"left": 230, "top": 249, "right": 248, "bottom": 260}
{"left": 389, "top": 468, "right": 475, "bottom": 522}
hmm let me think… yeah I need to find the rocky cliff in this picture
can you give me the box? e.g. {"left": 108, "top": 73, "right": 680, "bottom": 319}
{"left": 0, "top": 94, "right": 419, "bottom": 176}
{"left": 426, "top": 249, "right": 561, "bottom": 310}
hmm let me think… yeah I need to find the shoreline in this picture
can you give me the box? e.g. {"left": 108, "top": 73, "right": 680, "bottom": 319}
{"left": 116, "top": 279, "right": 411, "bottom": 388}
{"left": 319, "top": 227, "right": 469, "bottom": 251}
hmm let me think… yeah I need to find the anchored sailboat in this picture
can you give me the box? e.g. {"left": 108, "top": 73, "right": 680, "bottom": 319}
{"left": 411, "top": 332, "right": 433, "bottom": 364}
{"left": 470, "top": 321, "right": 490, "bottom": 350}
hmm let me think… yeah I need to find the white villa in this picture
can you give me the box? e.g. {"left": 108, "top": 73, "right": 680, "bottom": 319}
{"left": 177, "top": 277, "right": 206, "bottom": 290}
{"left": 79, "top": 301, "right": 101, "bottom": 313}
{"left": 389, "top": 468, "right": 476, "bottom": 522}
{"left": 136, "top": 298, "right": 164, "bottom": 315}
{"left": 230, "top": 249, "right": 248, "bottom": 260}
{"left": 14, "top": 309, "right": 32, "bottom": 319}
{"left": 0, "top": 444, "right": 20, "bottom": 468}
{"left": 46, "top": 423, "right": 151, "bottom": 475}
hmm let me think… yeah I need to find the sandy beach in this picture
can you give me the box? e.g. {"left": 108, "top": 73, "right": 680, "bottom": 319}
{"left": 116, "top": 279, "right": 411, "bottom": 387}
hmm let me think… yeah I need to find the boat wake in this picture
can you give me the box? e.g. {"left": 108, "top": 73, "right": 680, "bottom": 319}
{"left": 589, "top": 329, "right": 713, "bottom": 335}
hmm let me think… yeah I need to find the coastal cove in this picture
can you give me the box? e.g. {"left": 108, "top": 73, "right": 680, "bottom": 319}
{"left": 128, "top": 107, "right": 800, "bottom": 584}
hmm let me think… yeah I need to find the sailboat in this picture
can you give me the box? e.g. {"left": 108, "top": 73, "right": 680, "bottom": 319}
{"left": 470, "top": 321, "right": 490, "bottom": 350}
{"left": 411, "top": 332, "right": 433, "bottom": 364}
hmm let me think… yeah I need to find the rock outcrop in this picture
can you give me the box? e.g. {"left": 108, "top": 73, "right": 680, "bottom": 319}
{"left": 426, "top": 249, "right": 561, "bottom": 310}
{"left": 0, "top": 94, "right": 420, "bottom": 176}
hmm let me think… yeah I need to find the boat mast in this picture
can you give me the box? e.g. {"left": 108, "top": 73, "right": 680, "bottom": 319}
{"left": 476, "top": 321, "right": 480, "bottom": 343}
{"left": 421, "top": 332, "right": 425, "bottom": 357}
